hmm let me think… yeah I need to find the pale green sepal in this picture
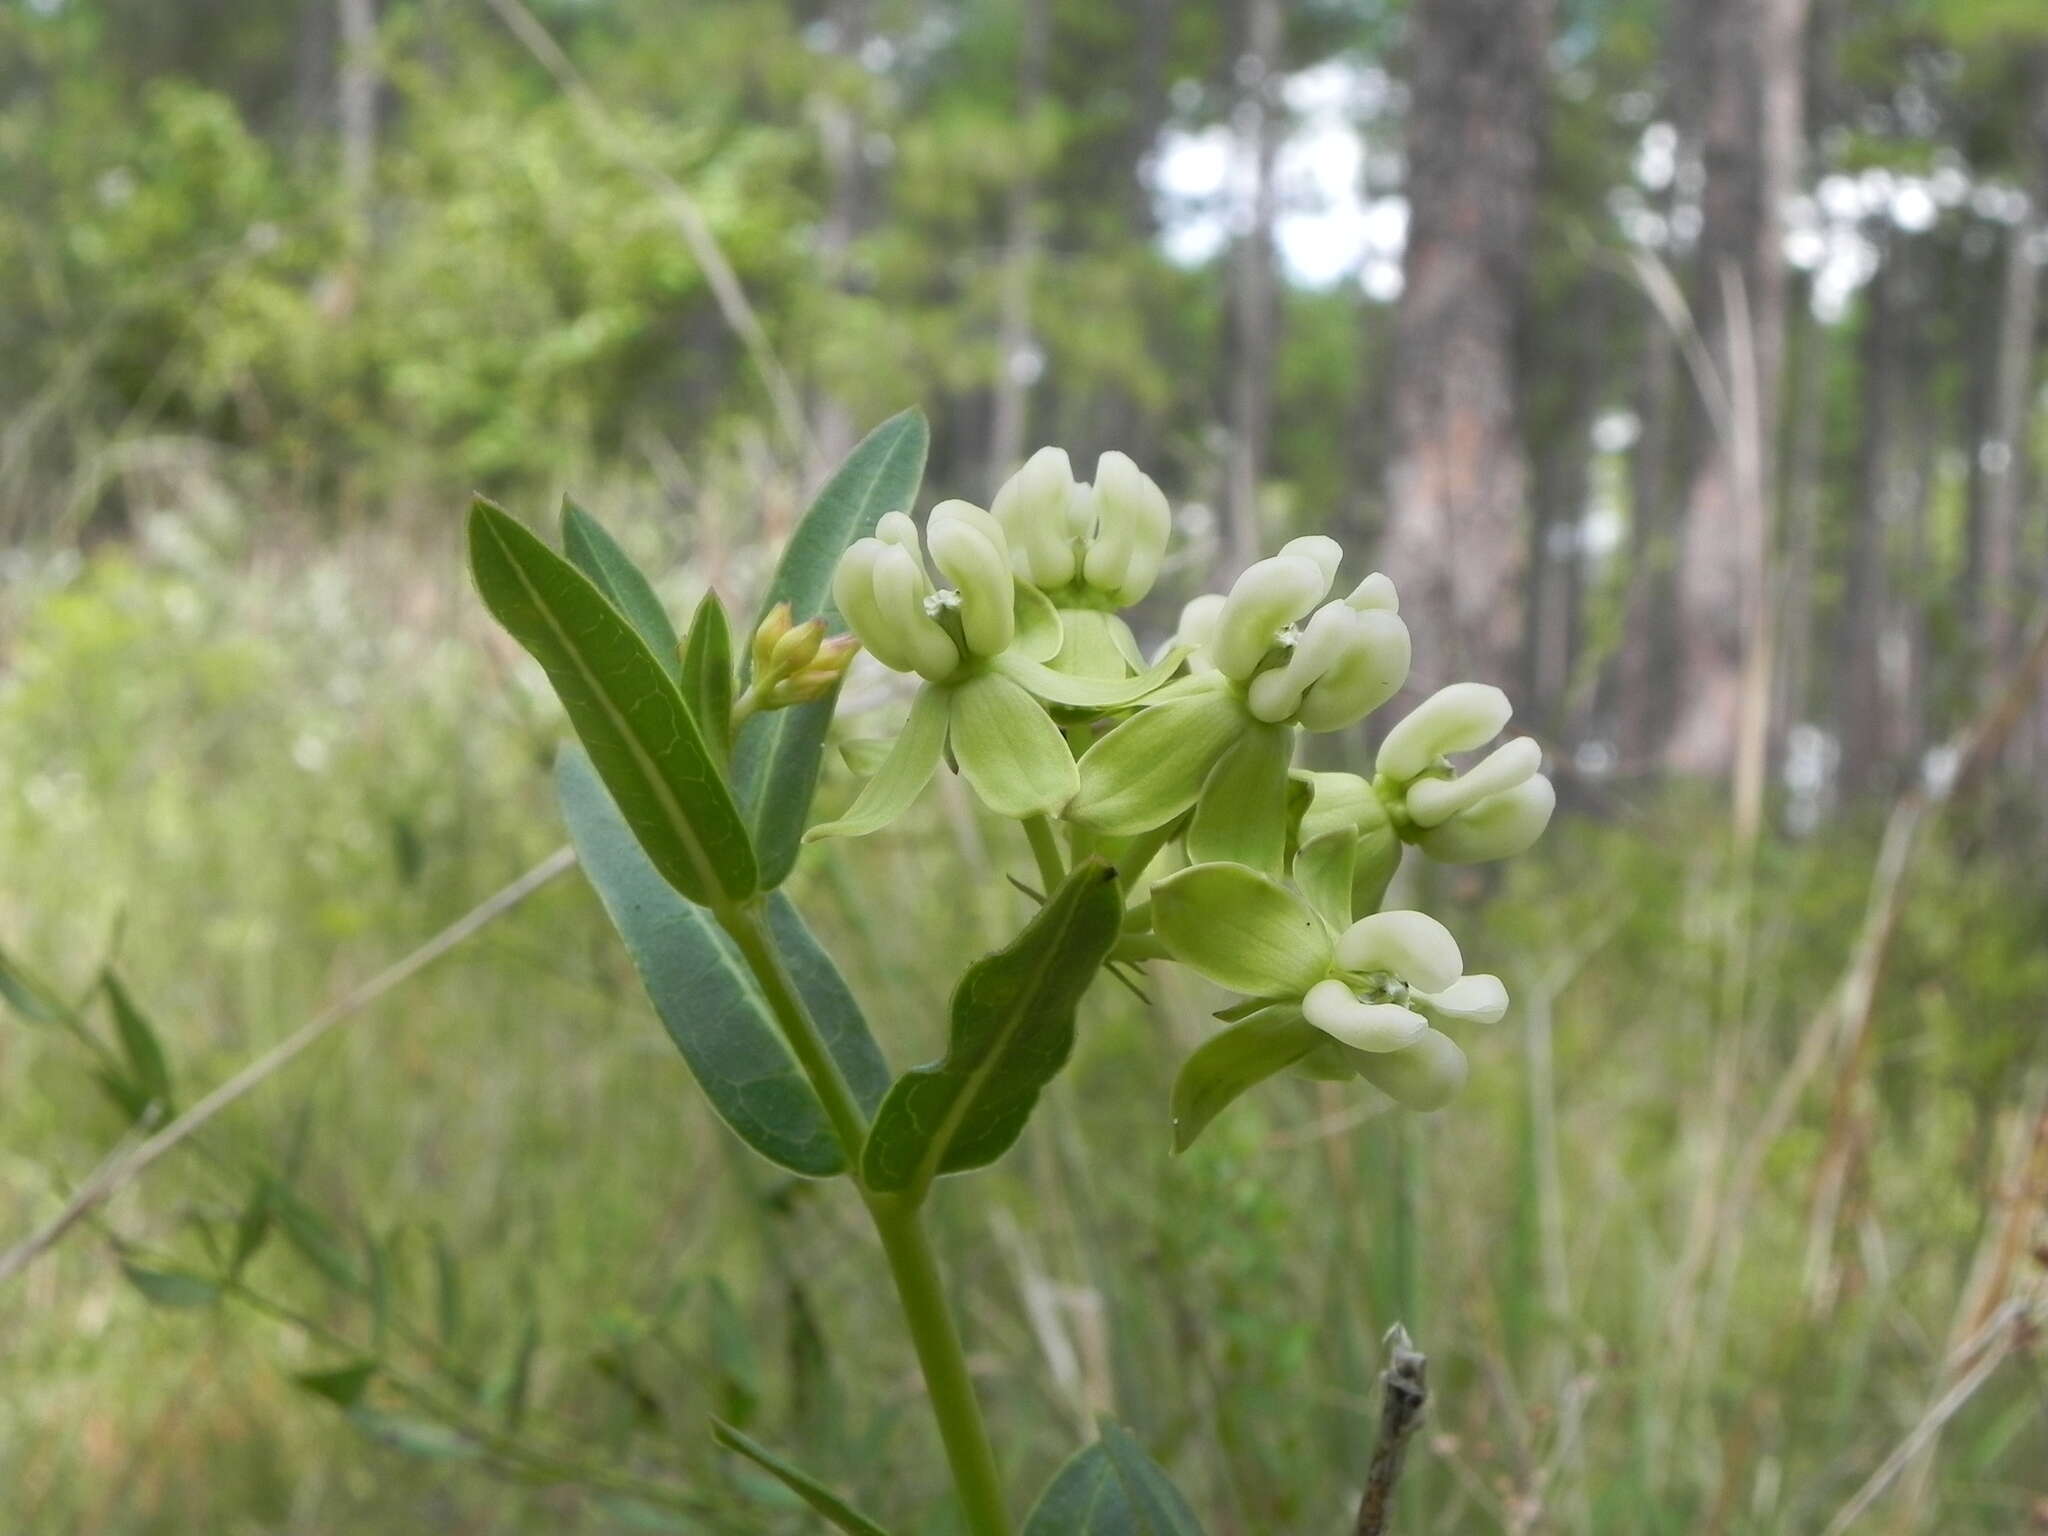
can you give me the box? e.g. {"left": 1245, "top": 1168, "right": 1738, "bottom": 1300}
{"left": 1012, "top": 582, "right": 1065, "bottom": 663}
{"left": 1293, "top": 829, "right": 1357, "bottom": 932}
{"left": 1185, "top": 721, "right": 1294, "bottom": 878}
{"left": 1050, "top": 608, "right": 1142, "bottom": 680}
{"left": 1354, "top": 824, "right": 1402, "bottom": 914}
{"left": 1171, "top": 1006, "right": 1321, "bottom": 1152}
{"left": 1151, "top": 862, "right": 1332, "bottom": 998}
{"left": 948, "top": 672, "right": 1078, "bottom": 819}
{"left": 1067, "top": 685, "right": 1246, "bottom": 836}
{"left": 994, "top": 644, "right": 1189, "bottom": 710}
{"left": 1293, "top": 1039, "right": 1362, "bottom": 1080}
{"left": 804, "top": 685, "right": 949, "bottom": 841}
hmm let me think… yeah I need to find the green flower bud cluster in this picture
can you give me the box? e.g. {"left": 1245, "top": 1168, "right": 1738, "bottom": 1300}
{"left": 813, "top": 446, "right": 1554, "bottom": 1116}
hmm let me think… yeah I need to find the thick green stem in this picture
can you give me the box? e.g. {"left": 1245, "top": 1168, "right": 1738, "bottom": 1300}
{"left": 721, "top": 899, "right": 1014, "bottom": 1536}
{"left": 865, "top": 1195, "right": 1016, "bottom": 1536}
{"left": 1022, "top": 814, "right": 1066, "bottom": 893}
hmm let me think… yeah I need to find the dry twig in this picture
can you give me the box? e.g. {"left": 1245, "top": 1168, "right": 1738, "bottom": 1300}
{"left": 1354, "top": 1324, "right": 1430, "bottom": 1536}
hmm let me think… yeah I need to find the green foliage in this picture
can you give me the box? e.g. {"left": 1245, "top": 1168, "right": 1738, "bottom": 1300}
{"left": 556, "top": 744, "right": 888, "bottom": 1177}
{"left": 562, "top": 499, "right": 683, "bottom": 685}
{"left": 1023, "top": 1423, "right": 1207, "bottom": 1535}
{"left": 679, "top": 592, "right": 736, "bottom": 765}
{"left": 469, "top": 499, "right": 757, "bottom": 908}
{"left": 1168, "top": 1008, "right": 1321, "bottom": 1153}
{"left": 861, "top": 863, "right": 1122, "bottom": 1200}
{"left": 709, "top": 1418, "right": 895, "bottom": 1536}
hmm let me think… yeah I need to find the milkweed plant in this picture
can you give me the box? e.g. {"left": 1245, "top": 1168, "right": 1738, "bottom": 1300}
{"left": 468, "top": 409, "right": 1554, "bottom": 1533}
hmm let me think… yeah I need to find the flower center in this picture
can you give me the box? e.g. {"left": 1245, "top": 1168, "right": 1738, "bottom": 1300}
{"left": 923, "top": 588, "right": 963, "bottom": 618}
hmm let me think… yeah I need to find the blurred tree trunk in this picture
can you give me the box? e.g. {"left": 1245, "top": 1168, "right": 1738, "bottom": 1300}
{"left": 1662, "top": 0, "right": 1810, "bottom": 778}
{"left": 1382, "top": 0, "right": 1554, "bottom": 689}
{"left": 989, "top": 0, "right": 1051, "bottom": 485}
{"left": 1772, "top": 273, "right": 1822, "bottom": 768}
{"left": 809, "top": 0, "right": 875, "bottom": 475}
{"left": 337, "top": 0, "right": 378, "bottom": 248}
{"left": 1836, "top": 238, "right": 1896, "bottom": 797}
{"left": 1224, "top": 0, "right": 1284, "bottom": 576}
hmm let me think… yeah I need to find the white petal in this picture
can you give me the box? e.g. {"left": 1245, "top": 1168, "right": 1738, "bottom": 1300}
{"left": 1084, "top": 451, "right": 1171, "bottom": 603}
{"left": 1302, "top": 979, "right": 1430, "bottom": 1052}
{"left": 833, "top": 539, "right": 917, "bottom": 673}
{"left": 872, "top": 544, "right": 960, "bottom": 682}
{"left": 1210, "top": 555, "right": 1331, "bottom": 680}
{"left": 1404, "top": 735, "right": 1543, "bottom": 828}
{"left": 1295, "top": 609, "right": 1411, "bottom": 733}
{"left": 1414, "top": 774, "right": 1555, "bottom": 864}
{"left": 1345, "top": 571, "right": 1399, "bottom": 613}
{"left": 1350, "top": 1028, "right": 1468, "bottom": 1110}
{"left": 1417, "top": 973, "right": 1508, "bottom": 1023}
{"left": 1244, "top": 602, "right": 1360, "bottom": 722}
{"left": 927, "top": 500, "right": 1015, "bottom": 657}
{"left": 1374, "top": 682, "right": 1513, "bottom": 782}
{"left": 1334, "top": 910, "right": 1463, "bottom": 993}
{"left": 1175, "top": 593, "right": 1226, "bottom": 671}
{"left": 990, "top": 446, "right": 1078, "bottom": 587}
{"left": 1277, "top": 535, "right": 1343, "bottom": 587}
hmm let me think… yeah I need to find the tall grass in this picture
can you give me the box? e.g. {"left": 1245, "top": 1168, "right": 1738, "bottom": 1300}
{"left": 3, "top": 515, "right": 2044, "bottom": 1533}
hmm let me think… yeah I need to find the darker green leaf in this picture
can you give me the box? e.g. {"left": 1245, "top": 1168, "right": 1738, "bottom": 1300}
{"left": 861, "top": 862, "right": 1121, "bottom": 1200}
{"left": 733, "top": 409, "right": 928, "bottom": 888}
{"left": 1170, "top": 1008, "right": 1322, "bottom": 1153}
{"left": 557, "top": 745, "right": 889, "bottom": 1177}
{"left": 562, "top": 498, "right": 682, "bottom": 682}
{"left": 294, "top": 1359, "right": 378, "bottom": 1407}
{"left": 470, "top": 498, "right": 756, "bottom": 907}
{"left": 349, "top": 1410, "right": 481, "bottom": 1461}
{"left": 681, "top": 590, "right": 735, "bottom": 765}
{"left": 270, "top": 1182, "right": 364, "bottom": 1293}
{"left": 229, "top": 1181, "right": 272, "bottom": 1279}
{"left": 1024, "top": 1424, "right": 1206, "bottom": 1535}
{"left": 102, "top": 970, "right": 171, "bottom": 1121}
{"left": 487, "top": 1319, "right": 540, "bottom": 1431}
{"left": 710, "top": 1418, "right": 894, "bottom": 1536}
{"left": 0, "top": 944, "right": 64, "bottom": 1025}
{"left": 121, "top": 1263, "right": 219, "bottom": 1309}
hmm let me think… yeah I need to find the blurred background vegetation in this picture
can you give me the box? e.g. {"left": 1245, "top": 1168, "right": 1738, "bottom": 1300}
{"left": 4, "top": 0, "right": 2048, "bottom": 1530}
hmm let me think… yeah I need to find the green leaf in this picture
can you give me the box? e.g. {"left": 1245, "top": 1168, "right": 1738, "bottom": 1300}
{"left": 802, "top": 683, "right": 949, "bottom": 842}
{"left": 487, "top": 1319, "right": 540, "bottom": 1431}
{"left": 733, "top": 409, "right": 929, "bottom": 888}
{"left": 948, "top": 672, "right": 1078, "bottom": 820}
{"left": 294, "top": 1359, "right": 378, "bottom": 1407}
{"left": 349, "top": 1410, "right": 482, "bottom": 1461}
{"left": 861, "top": 862, "right": 1122, "bottom": 1199}
{"left": 710, "top": 1418, "right": 895, "bottom": 1536}
{"left": 1184, "top": 722, "right": 1293, "bottom": 878}
{"left": 994, "top": 645, "right": 1189, "bottom": 710}
{"left": 1068, "top": 685, "right": 1246, "bottom": 837}
{"left": 431, "top": 1224, "right": 462, "bottom": 1345}
{"left": 270, "top": 1181, "right": 364, "bottom": 1293}
{"left": 561, "top": 498, "right": 682, "bottom": 683}
{"left": 229, "top": 1181, "right": 271, "bottom": 1279}
{"left": 558, "top": 745, "right": 889, "bottom": 1177}
{"left": 102, "top": 970, "right": 171, "bottom": 1120}
{"left": 1024, "top": 1423, "right": 1207, "bottom": 1535}
{"left": 469, "top": 498, "right": 756, "bottom": 908}
{"left": 1151, "top": 864, "right": 1330, "bottom": 999}
{"left": 121, "top": 1263, "right": 219, "bottom": 1309}
{"left": 1292, "top": 830, "right": 1358, "bottom": 932}
{"left": 681, "top": 590, "right": 736, "bottom": 764}
{"left": 1170, "top": 1008, "right": 1322, "bottom": 1152}
{"left": 0, "top": 944, "right": 64, "bottom": 1025}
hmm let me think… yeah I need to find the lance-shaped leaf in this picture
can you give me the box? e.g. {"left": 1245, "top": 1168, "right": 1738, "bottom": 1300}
{"left": 471, "top": 499, "right": 756, "bottom": 907}
{"left": 803, "top": 683, "right": 948, "bottom": 842}
{"left": 734, "top": 409, "right": 929, "bottom": 887}
{"left": 680, "top": 591, "right": 735, "bottom": 765}
{"left": 861, "top": 862, "right": 1121, "bottom": 1199}
{"left": 561, "top": 499, "right": 681, "bottom": 683}
{"left": 1169, "top": 1007, "right": 1322, "bottom": 1153}
{"left": 558, "top": 746, "right": 889, "bottom": 1178}
{"left": 103, "top": 970, "right": 172, "bottom": 1123}
{"left": 710, "top": 1419, "right": 895, "bottom": 1536}
{"left": 1023, "top": 1421, "right": 1207, "bottom": 1535}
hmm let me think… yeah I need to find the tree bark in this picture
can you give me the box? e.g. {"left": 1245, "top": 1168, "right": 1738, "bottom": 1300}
{"left": 989, "top": 0, "right": 1051, "bottom": 485}
{"left": 1224, "top": 0, "right": 1285, "bottom": 576}
{"left": 1661, "top": 0, "right": 1810, "bottom": 777}
{"left": 1382, "top": 0, "right": 1554, "bottom": 689}
{"left": 336, "top": 0, "right": 378, "bottom": 249}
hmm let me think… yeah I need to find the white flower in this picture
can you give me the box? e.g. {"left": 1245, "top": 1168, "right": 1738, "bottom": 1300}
{"left": 990, "top": 446, "right": 1172, "bottom": 605}
{"left": 832, "top": 506, "right": 1014, "bottom": 683}
{"left": 1376, "top": 683, "right": 1554, "bottom": 862}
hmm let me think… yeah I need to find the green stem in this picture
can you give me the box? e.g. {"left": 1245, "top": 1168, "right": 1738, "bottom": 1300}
{"left": 865, "top": 1196, "right": 1016, "bottom": 1536}
{"left": 722, "top": 900, "right": 1014, "bottom": 1536}
{"left": 1022, "top": 814, "right": 1066, "bottom": 893}
{"left": 1113, "top": 816, "right": 1181, "bottom": 891}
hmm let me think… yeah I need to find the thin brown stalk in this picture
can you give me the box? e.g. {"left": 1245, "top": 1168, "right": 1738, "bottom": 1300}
{"left": 1354, "top": 1325, "right": 1429, "bottom": 1536}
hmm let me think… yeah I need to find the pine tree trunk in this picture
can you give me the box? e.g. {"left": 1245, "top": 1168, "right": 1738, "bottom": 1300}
{"left": 1382, "top": 0, "right": 1554, "bottom": 688}
{"left": 1224, "top": 0, "right": 1284, "bottom": 576}
{"left": 989, "top": 0, "right": 1050, "bottom": 485}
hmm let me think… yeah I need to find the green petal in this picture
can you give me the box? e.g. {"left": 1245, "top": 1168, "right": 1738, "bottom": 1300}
{"left": 1012, "top": 583, "right": 1066, "bottom": 663}
{"left": 1068, "top": 684, "right": 1246, "bottom": 836}
{"left": 804, "top": 685, "right": 949, "bottom": 841}
{"left": 948, "top": 672, "right": 1078, "bottom": 820}
{"left": 1170, "top": 1006, "right": 1322, "bottom": 1152}
{"left": 994, "top": 644, "right": 1189, "bottom": 710}
{"left": 1293, "top": 829, "right": 1357, "bottom": 932}
{"left": 1152, "top": 862, "right": 1332, "bottom": 998}
{"left": 1185, "top": 721, "right": 1294, "bottom": 878}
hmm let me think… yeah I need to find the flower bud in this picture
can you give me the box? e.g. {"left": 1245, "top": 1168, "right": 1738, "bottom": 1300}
{"left": 1375, "top": 682, "right": 1513, "bottom": 783}
{"left": 1083, "top": 451, "right": 1172, "bottom": 605}
{"left": 767, "top": 615, "right": 826, "bottom": 676}
{"left": 1404, "top": 736, "right": 1541, "bottom": 828}
{"left": 1209, "top": 553, "right": 1332, "bottom": 681}
{"left": 1413, "top": 773, "right": 1555, "bottom": 864}
{"left": 1294, "top": 609, "right": 1410, "bottom": 733}
{"left": 1303, "top": 978, "right": 1430, "bottom": 1052}
{"left": 751, "top": 601, "right": 795, "bottom": 676}
{"left": 834, "top": 534, "right": 960, "bottom": 682}
{"left": 1278, "top": 535, "right": 1343, "bottom": 588}
{"left": 1174, "top": 593, "right": 1227, "bottom": 672}
{"left": 990, "top": 446, "right": 1079, "bottom": 588}
{"left": 1346, "top": 572, "right": 1399, "bottom": 613}
{"left": 926, "top": 500, "right": 1015, "bottom": 658}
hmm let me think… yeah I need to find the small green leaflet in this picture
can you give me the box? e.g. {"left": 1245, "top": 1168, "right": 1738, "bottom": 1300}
{"left": 710, "top": 1418, "right": 895, "bottom": 1535}
{"left": 103, "top": 969, "right": 172, "bottom": 1122}
{"left": 1169, "top": 1007, "right": 1322, "bottom": 1153}
{"left": 121, "top": 1263, "right": 220, "bottom": 1309}
{"left": 861, "top": 862, "right": 1122, "bottom": 1200}
{"left": 469, "top": 498, "right": 756, "bottom": 908}
{"left": 1023, "top": 1421, "right": 1207, "bottom": 1535}
{"left": 557, "top": 745, "right": 889, "bottom": 1177}
{"left": 561, "top": 498, "right": 682, "bottom": 684}
{"left": 294, "top": 1359, "right": 378, "bottom": 1407}
{"left": 732, "top": 409, "right": 929, "bottom": 887}
{"left": 680, "top": 591, "right": 736, "bottom": 765}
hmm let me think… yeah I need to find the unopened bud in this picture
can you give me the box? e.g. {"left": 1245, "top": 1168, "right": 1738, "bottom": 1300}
{"left": 1375, "top": 683, "right": 1513, "bottom": 783}
{"left": 991, "top": 446, "right": 1080, "bottom": 588}
{"left": 752, "top": 601, "right": 795, "bottom": 676}
{"left": 768, "top": 615, "right": 826, "bottom": 676}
